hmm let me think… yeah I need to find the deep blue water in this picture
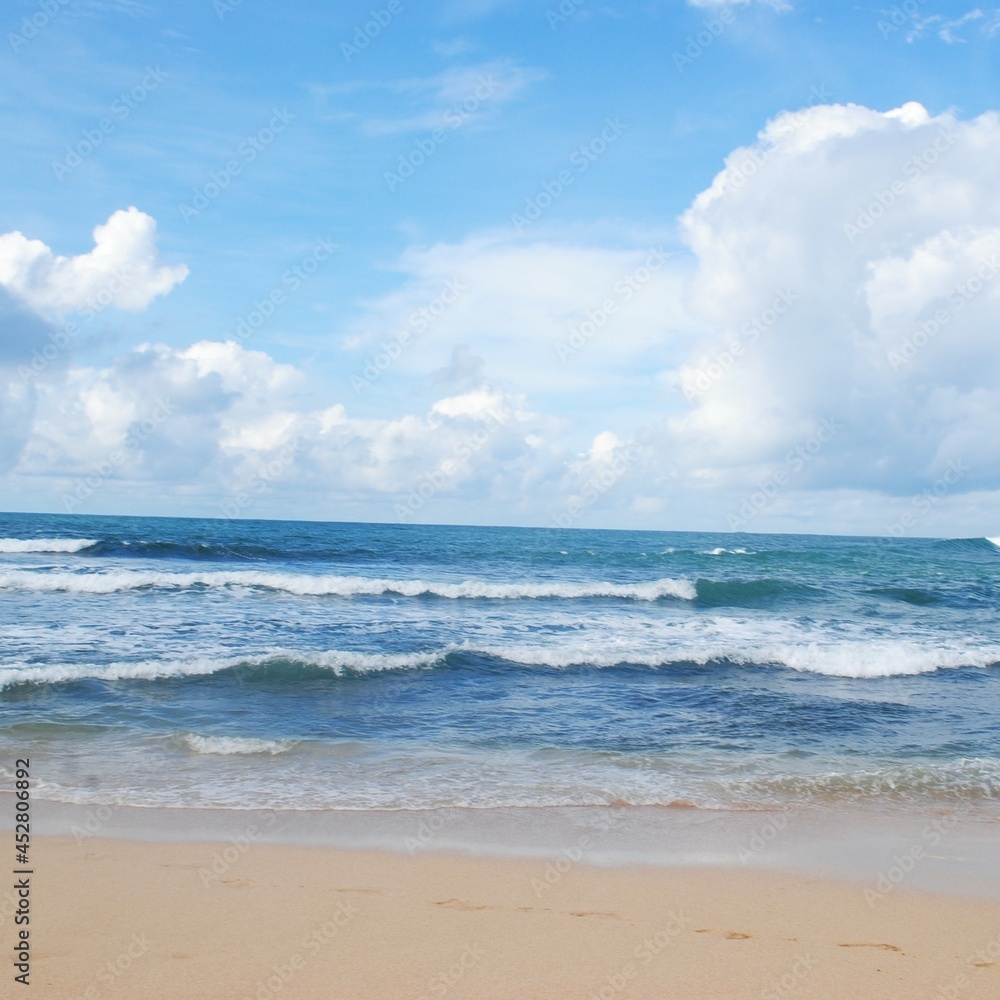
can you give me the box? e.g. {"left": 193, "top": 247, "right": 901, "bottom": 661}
{"left": 0, "top": 512, "right": 998, "bottom": 813}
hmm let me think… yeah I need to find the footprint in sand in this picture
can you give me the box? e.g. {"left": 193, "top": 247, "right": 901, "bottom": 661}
{"left": 336, "top": 887, "right": 385, "bottom": 895}
{"left": 222, "top": 878, "right": 257, "bottom": 888}
{"left": 838, "top": 943, "right": 902, "bottom": 952}
{"left": 694, "top": 928, "right": 752, "bottom": 940}
{"left": 435, "top": 898, "right": 492, "bottom": 911}
{"left": 569, "top": 910, "right": 622, "bottom": 919}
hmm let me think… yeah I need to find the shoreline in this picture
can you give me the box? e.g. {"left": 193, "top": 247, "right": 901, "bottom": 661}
{"left": 15, "top": 833, "right": 1000, "bottom": 999}
{"left": 11, "top": 794, "right": 1000, "bottom": 900}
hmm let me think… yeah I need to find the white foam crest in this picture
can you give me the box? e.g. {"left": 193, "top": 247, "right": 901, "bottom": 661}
{"left": 182, "top": 734, "right": 296, "bottom": 756}
{"left": 478, "top": 637, "right": 1000, "bottom": 677}
{"left": 987, "top": 536, "right": 1000, "bottom": 550}
{"left": 0, "top": 568, "right": 697, "bottom": 602}
{"left": 478, "top": 644, "right": 687, "bottom": 669}
{"left": 759, "top": 641, "right": 1000, "bottom": 678}
{"left": 0, "top": 654, "right": 248, "bottom": 689}
{"left": 1, "top": 638, "right": 995, "bottom": 690}
{"left": 0, "top": 648, "right": 445, "bottom": 689}
{"left": 704, "top": 547, "right": 750, "bottom": 555}
{"left": 440, "top": 636, "right": 999, "bottom": 677}
{"left": 0, "top": 538, "right": 97, "bottom": 553}
{"left": 290, "top": 648, "right": 445, "bottom": 672}
{"left": 732, "top": 758, "right": 1000, "bottom": 804}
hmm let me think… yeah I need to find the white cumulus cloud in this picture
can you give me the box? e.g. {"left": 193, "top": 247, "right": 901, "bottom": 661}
{"left": 664, "top": 101, "right": 1000, "bottom": 505}
{"left": 0, "top": 207, "right": 188, "bottom": 319}
{"left": 6, "top": 101, "right": 1000, "bottom": 535}
{"left": 6, "top": 339, "right": 562, "bottom": 521}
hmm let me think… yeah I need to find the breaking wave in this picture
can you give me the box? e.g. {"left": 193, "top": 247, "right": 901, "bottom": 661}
{"left": 0, "top": 538, "right": 97, "bottom": 553}
{"left": 0, "top": 568, "right": 697, "bottom": 602}
{"left": 3, "top": 638, "right": 998, "bottom": 690}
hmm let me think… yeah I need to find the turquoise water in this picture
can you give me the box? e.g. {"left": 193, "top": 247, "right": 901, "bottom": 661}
{"left": 1, "top": 512, "right": 998, "bottom": 814}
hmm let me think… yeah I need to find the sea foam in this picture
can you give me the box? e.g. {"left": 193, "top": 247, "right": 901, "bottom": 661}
{"left": 2, "top": 637, "right": 997, "bottom": 690}
{"left": 182, "top": 734, "right": 297, "bottom": 756}
{"left": 0, "top": 568, "right": 697, "bottom": 601}
{"left": 0, "top": 538, "right": 97, "bottom": 553}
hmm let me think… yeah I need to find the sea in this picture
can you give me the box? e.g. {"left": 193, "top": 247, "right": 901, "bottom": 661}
{"left": 1, "top": 511, "right": 999, "bottom": 825}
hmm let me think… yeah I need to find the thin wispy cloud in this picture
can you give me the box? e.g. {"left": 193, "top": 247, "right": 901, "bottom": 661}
{"left": 358, "top": 61, "right": 546, "bottom": 136}
{"left": 687, "top": 0, "right": 792, "bottom": 10}
{"left": 77, "top": 0, "right": 157, "bottom": 17}
{"left": 905, "top": 6, "right": 1000, "bottom": 42}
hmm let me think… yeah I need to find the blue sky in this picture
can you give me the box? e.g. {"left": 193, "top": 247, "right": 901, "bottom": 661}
{"left": 2, "top": 0, "right": 1000, "bottom": 534}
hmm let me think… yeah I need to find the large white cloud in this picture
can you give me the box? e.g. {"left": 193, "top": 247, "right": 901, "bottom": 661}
{"left": 0, "top": 207, "right": 188, "bottom": 319}
{"left": 665, "top": 101, "right": 1000, "bottom": 501}
{"left": 7, "top": 339, "right": 565, "bottom": 521}
{"left": 5, "top": 103, "right": 1000, "bottom": 534}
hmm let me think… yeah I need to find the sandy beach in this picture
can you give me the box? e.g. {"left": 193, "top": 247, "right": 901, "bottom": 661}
{"left": 16, "top": 833, "right": 1000, "bottom": 1000}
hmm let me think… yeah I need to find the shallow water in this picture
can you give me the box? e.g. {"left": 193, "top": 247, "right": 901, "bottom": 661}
{"left": 1, "top": 512, "right": 998, "bottom": 816}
